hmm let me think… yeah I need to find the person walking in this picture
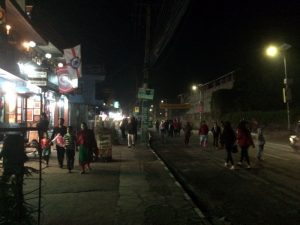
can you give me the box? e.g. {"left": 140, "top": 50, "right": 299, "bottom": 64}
{"left": 173, "top": 119, "right": 180, "bottom": 137}
{"left": 64, "top": 126, "right": 76, "bottom": 173}
{"left": 37, "top": 112, "right": 49, "bottom": 141}
{"left": 77, "top": 122, "right": 94, "bottom": 174}
{"left": 120, "top": 117, "right": 128, "bottom": 139}
{"left": 237, "top": 120, "right": 255, "bottom": 168}
{"left": 51, "top": 118, "right": 67, "bottom": 168}
{"left": 155, "top": 120, "right": 160, "bottom": 133}
{"left": 211, "top": 122, "right": 221, "bottom": 148}
{"left": 159, "top": 120, "right": 166, "bottom": 143}
{"left": 198, "top": 120, "right": 209, "bottom": 147}
{"left": 183, "top": 122, "right": 193, "bottom": 146}
{"left": 256, "top": 127, "right": 265, "bottom": 161}
{"left": 126, "top": 117, "right": 136, "bottom": 148}
{"left": 220, "top": 121, "right": 236, "bottom": 170}
{"left": 40, "top": 131, "right": 51, "bottom": 166}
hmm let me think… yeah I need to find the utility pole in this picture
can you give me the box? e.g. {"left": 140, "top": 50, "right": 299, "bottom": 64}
{"left": 140, "top": 2, "right": 151, "bottom": 143}
{"left": 143, "top": 2, "right": 151, "bottom": 87}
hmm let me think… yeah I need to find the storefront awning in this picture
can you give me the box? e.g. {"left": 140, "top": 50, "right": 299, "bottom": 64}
{"left": 0, "top": 67, "right": 41, "bottom": 94}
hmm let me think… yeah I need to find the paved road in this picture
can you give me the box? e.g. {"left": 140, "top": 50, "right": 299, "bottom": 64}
{"left": 151, "top": 131, "right": 300, "bottom": 225}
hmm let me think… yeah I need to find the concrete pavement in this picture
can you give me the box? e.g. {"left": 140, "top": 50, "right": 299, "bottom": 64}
{"left": 22, "top": 143, "right": 211, "bottom": 225}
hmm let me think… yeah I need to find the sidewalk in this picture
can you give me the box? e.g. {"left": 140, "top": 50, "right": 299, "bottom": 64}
{"left": 23, "top": 143, "right": 211, "bottom": 225}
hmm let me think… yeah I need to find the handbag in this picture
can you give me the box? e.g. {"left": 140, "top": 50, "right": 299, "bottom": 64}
{"left": 231, "top": 144, "right": 238, "bottom": 153}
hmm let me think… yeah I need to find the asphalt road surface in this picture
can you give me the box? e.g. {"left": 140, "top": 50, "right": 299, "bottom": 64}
{"left": 151, "top": 131, "right": 300, "bottom": 225}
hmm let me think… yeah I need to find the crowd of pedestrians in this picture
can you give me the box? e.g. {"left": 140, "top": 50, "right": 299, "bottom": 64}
{"left": 156, "top": 117, "right": 265, "bottom": 170}
{"left": 36, "top": 115, "right": 98, "bottom": 174}
{"left": 35, "top": 113, "right": 265, "bottom": 173}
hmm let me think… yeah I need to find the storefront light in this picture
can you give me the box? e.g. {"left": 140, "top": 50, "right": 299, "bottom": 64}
{"left": 29, "top": 41, "right": 36, "bottom": 48}
{"left": 108, "top": 112, "right": 123, "bottom": 121}
{"left": 2, "top": 81, "right": 16, "bottom": 93}
{"left": 5, "top": 91, "right": 16, "bottom": 113}
{"left": 23, "top": 41, "right": 30, "bottom": 51}
{"left": 45, "top": 53, "right": 52, "bottom": 59}
{"left": 5, "top": 24, "right": 11, "bottom": 35}
{"left": 18, "top": 62, "right": 36, "bottom": 76}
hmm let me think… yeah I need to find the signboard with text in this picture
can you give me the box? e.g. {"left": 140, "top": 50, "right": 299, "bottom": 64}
{"left": 138, "top": 88, "right": 154, "bottom": 100}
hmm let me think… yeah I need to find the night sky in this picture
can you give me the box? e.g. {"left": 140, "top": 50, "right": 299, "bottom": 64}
{"left": 31, "top": 0, "right": 300, "bottom": 107}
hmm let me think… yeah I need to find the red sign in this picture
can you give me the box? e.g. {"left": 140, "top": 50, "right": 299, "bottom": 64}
{"left": 56, "top": 66, "right": 74, "bottom": 94}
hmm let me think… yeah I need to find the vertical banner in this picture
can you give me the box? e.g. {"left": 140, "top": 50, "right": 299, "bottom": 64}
{"left": 63, "top": 44, "right": 82, "bottom": 78}
{"left": 57, "top": 66, "right": 78, "bottom": 94}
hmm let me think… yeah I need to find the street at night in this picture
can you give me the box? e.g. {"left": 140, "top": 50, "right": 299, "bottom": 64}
{"left": 151, "top": 131, "right": 300, "bottom": 225}
{"left": 2, "top": 0, "right": 300, "bottom": 224}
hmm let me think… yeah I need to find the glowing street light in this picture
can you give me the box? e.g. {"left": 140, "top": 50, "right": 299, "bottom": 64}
{"left": 265, "top": 45, "right": 278, "bottom": 57}
{"left": 265, "top": 43, "right": 292, "bottom": 130}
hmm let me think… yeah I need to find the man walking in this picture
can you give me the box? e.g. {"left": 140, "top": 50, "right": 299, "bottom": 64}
{"left": 51, "top": 118, "right": 67, "bottom": 168}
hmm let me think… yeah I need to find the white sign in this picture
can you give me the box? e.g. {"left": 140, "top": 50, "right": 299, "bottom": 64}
{"left": 28, "top": 71, "right": 47, "bottom": 78}
{"left": 29, "top": 80, "right": 47, "bottom": 86}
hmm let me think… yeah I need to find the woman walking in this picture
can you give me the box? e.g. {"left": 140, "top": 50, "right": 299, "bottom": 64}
{"left": 183, "top": 122, "right": 193, "bottom": 146}
{"left": 237, "top": 120, "right": 255, "bottom": 168}
{"left": 220, "top": 121, "right": 236, "bottom": 170}
{"left": 77, "top": 122, "right": 92, "bottom": 174}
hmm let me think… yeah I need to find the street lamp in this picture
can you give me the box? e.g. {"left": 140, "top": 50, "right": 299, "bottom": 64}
{"left": 265, "top": 43, "right": 292, "bottom": 130}
{"left": 191, "top": 84, "right": 203, "bottom": 122}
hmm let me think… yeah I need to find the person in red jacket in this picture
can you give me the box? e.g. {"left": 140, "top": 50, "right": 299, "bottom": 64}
{"left": 236, "top": 120, "right": 255, "bottom": 168}
{"left": 76, "top": 122, "right": 96, "bottom": 174}
{"left": 40, "top": 132, "right": 52, "bottom": 166}
{"left": 199, "top": 121, "right": 209, "bottom": 147}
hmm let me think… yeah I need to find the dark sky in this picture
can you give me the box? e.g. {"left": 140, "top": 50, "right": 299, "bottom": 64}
{"left": 31, "top": 0, "right": 300, "bottom": 106}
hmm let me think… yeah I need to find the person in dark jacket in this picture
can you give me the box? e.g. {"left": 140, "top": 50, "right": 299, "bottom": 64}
{"left": 211, "top": 122, "right": 221, "bottom": 148}
{"left": 183, "top": 122, "right": 193, "bottom": 146}
{"left": 220, "top": 121, "right": 236, "bottom": 169}
{"left": 51, "top": 118, "right": 67, "bottom": 168}
{"left": 198, "top": 121, "right": 209, "bottom": 147}
{"left": 236, "top": 120, "right": 255, "bottom": 168}
{"left": 126, "top": 117, "right": 137, "bottom": 148}
{"left": 37, "top": 112, "right": 49, "bottom": 141}
{"left": 120, "top": 118, "right": 128, "bottom": 139}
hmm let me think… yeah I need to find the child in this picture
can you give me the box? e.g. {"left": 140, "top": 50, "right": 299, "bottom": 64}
{"left": 257, "top": 127, "right": 266, "bottom": 161}
{"left": 40, "top": 132, "right": 51, "bottom": 166}
{"left": 63, "top": 126, "right": 76, "bottom": 173}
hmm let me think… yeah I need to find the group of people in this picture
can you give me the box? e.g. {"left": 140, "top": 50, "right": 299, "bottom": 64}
{"left": 182, "top": 119, "right": 266, "bottom": 169}
{"left": 119, "top": 116, "right": 138, "bottom": 148}
{"left": 156, "top": 119, "right": 182, "bottom": 140}
{"left": 37, "top": 114, "right": 98, "bottom": 174}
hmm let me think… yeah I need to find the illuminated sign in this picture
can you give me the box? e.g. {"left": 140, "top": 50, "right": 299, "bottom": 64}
{"left": 138, "top": 88, "right": 154, "bottom": 100}
{"left": 28, "top": 71, "right": 47, "bottom": 78}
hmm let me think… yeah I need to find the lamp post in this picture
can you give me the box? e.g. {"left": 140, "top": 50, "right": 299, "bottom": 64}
{"left": 266, "top": 43, "right": 292, "bottom": 130}
{"left": 192, "top": 84, "right": 203, "bottom": 123}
